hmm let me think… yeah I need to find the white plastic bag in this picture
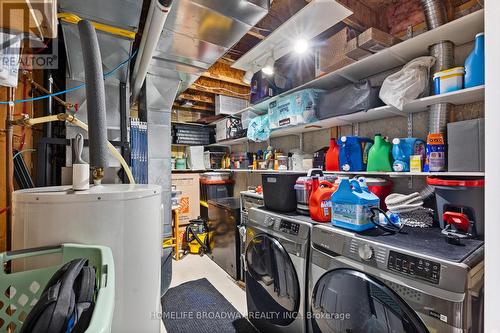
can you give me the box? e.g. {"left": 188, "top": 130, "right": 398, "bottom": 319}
{"left": 379, "top": 56, "right": 436, "bottom": 110}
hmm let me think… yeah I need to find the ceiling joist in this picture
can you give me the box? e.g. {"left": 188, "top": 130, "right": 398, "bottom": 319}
{"left": 173, "top": 102, "right": 215, "bottom": 113}
{"left": 178, "top": 92, "right": 215, "bottom": 104}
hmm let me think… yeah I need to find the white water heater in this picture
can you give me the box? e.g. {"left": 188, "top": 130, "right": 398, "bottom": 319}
{"left": 13, "top": 184, "right": 163, "bottom": 333}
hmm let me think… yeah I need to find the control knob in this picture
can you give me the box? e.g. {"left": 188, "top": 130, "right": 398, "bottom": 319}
{"left": 358, "top": 244, "right": 374, "bottom": 261}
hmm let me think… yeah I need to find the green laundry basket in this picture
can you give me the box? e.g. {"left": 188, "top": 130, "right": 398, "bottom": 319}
{"left": 0, "top": 243, "right": 115, "bottom": 333}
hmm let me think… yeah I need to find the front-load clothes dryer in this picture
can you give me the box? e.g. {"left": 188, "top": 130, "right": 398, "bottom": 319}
{"left": 245, "top": 207, "right": 311, "bottom": 333}
{"left": 309, "top": 224, "right": 484, "bottom": 333}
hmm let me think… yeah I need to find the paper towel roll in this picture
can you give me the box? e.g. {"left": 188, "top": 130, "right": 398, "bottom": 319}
{"left": 73, "top": 163, "right": 90, "bottom": 190}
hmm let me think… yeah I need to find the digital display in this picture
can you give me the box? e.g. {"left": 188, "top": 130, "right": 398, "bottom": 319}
{"left": 279, "top": 220, "right": 300, "bottom": 235}
{"left": 388, "top": 251, "right": 440, "bottom": 284}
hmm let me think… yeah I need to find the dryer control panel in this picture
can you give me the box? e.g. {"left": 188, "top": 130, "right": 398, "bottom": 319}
{"left": 388, "top": 251, "right": 441, "bottom": 284}
{"left": 279, "top": 220, "right": 300, "bottom": 235}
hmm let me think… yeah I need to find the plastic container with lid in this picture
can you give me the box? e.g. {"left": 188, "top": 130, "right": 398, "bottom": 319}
{"left": 357, "top": 177, "right": 393, "bottom": 211}
{"left": 331, "top": 178, "right": 380, "bottom": 232}
{"left": 309, "top": 177, "right": 338, "bottom": 222}
{"left": 294, "top": 169, "right": 336, "bottom": 215}
{"left": 433, "top": 66, "right": 464, "bottom": 94}
{"left": 427, "top": 177, "right": 485, "bottom": 237}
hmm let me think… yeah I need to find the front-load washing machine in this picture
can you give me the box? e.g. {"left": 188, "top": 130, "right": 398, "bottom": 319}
{"left": 245, "top": 207, "right": 312, "bottom": 333}
{"left": 309, "top": 224, "right": 484, "bottom": 333}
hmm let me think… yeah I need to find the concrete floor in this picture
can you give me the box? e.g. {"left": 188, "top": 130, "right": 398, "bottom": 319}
{"left": 162, "top": 254, "right": 247, "bottom": 333}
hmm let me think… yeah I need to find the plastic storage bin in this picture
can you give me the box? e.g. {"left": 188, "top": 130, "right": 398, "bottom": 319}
{"left": 262, "top": 173, "right": 305, "bottom": 213}
{"left": 433, "top": 67, "right": 464, "bottom": 94}
{"left": 0, "top": 243, "right": 114, "bottom": 333}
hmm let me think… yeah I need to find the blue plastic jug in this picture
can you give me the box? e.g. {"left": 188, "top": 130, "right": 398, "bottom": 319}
{"left": 331, "top": 178, "right": 380, "bottom": 232}
{"left": 464, "top": 33, "right": 484, "bottom": 88}
{"left": 392, "top": 138, "right": 426, "bottom": 172}
{"left": 338, "top": 136, "right": 373, "bottom": 172}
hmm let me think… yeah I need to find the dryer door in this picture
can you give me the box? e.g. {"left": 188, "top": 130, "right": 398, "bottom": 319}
{"left": 245, "top": 234, "right": 300, "bottom": 325}
{"left": 311, "top": 269, "right": 428, "bottom": 333}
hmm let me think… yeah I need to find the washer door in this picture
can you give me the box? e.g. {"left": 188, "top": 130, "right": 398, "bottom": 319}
{"left": 311, "top": 269, "right": 428, "bottom": 333}
{"left": 245, "top": 234, "right": 300, "bottom": 325}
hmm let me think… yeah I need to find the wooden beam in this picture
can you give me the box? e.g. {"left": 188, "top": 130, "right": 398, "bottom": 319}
{"left": 173, "top": 102, "right": 215, "bottom": 113}
{"left": 200, "top": 71, "right": 249, "bottom": 86}
{"left": 178, "top": 92, "right": 215, "bottom": 104}
{"left": 200, "top": 60, "right": 250, "bottom": 86}
{"left": 246, "top": 28, "right": 266, "bottom": 40}
{"left": 192, "top": 76, "right": 250, "bottom": 95}
{"left": 189, "top": 84, "right": 249, "bottom": 100}
{"left": 219, "top": 57, "right": 236, "bottom": 65}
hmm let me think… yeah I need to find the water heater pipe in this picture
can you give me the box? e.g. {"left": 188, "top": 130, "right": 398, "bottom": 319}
{"left": 78, "top": 20, "right": 109, "bottom": 178}
{"left": 22, "top": 114, "right": 135, "bottom": 184}
{"left": 131, "top": 0, "right": 172, "bottom": 102}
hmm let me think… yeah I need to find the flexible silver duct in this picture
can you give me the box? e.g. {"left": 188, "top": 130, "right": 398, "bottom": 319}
{"left": 420, "top": 0, "right": 448, "bottom": 29}
{"left": 78, "top": 20, "right": 108, "bottom": 172}
{"left": 420, "top": 0, "right": 453, "bottom": 134}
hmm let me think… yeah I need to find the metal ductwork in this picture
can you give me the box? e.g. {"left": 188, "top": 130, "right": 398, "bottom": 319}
{"left": 132, "top": 0, "right": 270, "bottom": 101}
{"left": 420, "top": 0, "right": 454, "bottom": 134}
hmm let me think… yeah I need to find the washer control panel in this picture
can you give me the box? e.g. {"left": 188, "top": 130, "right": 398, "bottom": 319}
{"left": 279, "top": 220, "right": 300, "bottom": 235}
{"left": 388, "top": 251, "right": 441, "bottom": 284}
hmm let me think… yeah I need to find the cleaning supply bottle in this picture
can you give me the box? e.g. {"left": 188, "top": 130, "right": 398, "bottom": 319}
{"left": 331, "top": 178, "right": 380, "bottom": 232}
{"left": 464, "top": 32, "right": 485, "bottom": 88}
{"left": 392, "top": 138, "right": 426, "bottom": 172}
{"left": 338, "top": 136, "right": 373, "bottom": 172}
{"left": 367, "top": 134, "right": 393, "bottom": 172}
{"left": 309, "top": 177, "right": 338, "bottom": 222}
{"left": 325, "top": 138, "right": 340, "bottom": 171}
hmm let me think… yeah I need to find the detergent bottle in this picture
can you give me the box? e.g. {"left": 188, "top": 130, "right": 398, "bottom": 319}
{"left": 367, "top": 134, "right": 393, "bottom": 172}
{"left": 309, "top": 176, "right": 338, "bottom": 222}
{"left": 338, "top": 136, "right": 373, "bottom": 172}
{"left": 325, "top": 138, "right": 340, "bottom": 171}
{"left": 464, "top": 33, "right": 485, "bottom": 88}
{"left": 392, "top": 138, "right": 426, "bottom": 172}
{"left": 331, "top": 178, "right": 380, "bottom": 232}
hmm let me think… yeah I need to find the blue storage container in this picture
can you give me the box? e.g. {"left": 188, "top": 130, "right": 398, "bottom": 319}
{"left": 331, "top": 178, "right": 380, "bottom": 232}
{"left": 338, "top": 136, "right": 373, "bottom": 172}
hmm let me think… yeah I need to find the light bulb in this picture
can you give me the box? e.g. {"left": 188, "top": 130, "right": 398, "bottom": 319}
{"left": 294, "top": 39, "right": 309, "bottom": 54}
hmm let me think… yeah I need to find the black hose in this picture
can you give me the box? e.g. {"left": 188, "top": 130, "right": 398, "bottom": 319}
{"left": 369, "top": 207, "right": 402, "bottom": 234}
{"left": 78, "top": 20, "right": 108, "bottom": 169}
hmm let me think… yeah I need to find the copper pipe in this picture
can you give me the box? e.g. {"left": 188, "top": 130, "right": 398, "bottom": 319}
{"left": 5, "top": 87, "right": 15, "bottom": 251}
{"left": 23, "top": 72, "right": 74, "bottom": 110}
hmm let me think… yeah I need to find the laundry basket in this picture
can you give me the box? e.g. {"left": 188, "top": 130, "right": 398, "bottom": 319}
{"left": 0, "top": 243, "right": 114, "bottom": 333}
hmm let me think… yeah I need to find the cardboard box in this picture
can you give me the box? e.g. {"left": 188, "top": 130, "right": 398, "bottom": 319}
{"left": 172, "top": 173, "right": 200, "bottom": 225}
{"left": 358, "top": 28, "right": 401, "bottom": 53}
{"left": 316, "top": 56, "right": 356, "bottom": 77}
{"left": 345, "top": 37, "right": 373, "bottom": 60}
{"left": 317, "top": 27, "right": 357, "bottom": 75}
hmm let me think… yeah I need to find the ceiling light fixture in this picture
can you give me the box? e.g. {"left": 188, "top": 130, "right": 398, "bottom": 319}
{"left": 294, "top": 39, "right": 309, "bottom": 54}
{"left": 262, "top": 55, "right": 275, "bottom": 76}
